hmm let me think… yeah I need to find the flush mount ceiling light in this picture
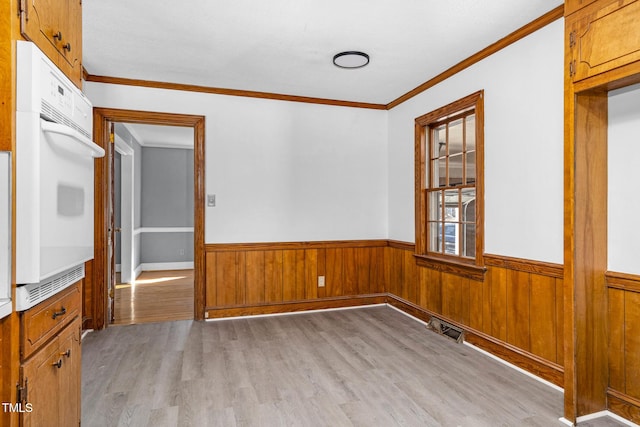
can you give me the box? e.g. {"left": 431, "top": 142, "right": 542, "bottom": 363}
{"left": 333, "top": 51, "right": 369, "bottom": 69}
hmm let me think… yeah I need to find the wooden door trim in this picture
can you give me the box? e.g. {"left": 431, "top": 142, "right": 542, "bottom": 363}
{"left": 91, "top": 108, "right": 206, "bottom": 328}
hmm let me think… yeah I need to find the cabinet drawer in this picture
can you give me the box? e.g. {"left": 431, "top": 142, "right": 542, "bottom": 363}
{"left": 21, "top": 281, "right": 81, "bottom": 359}
{"left": 568, "top": 0, "right": 640, "bottom": 82}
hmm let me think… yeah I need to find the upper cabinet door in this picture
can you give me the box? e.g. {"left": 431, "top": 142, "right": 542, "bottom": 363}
{"left": 568, "top": 0, "right": 640, "bottom": 83}
{"left": 21, "top": 0, "right": 83, "bottom": 88}
{"left": 565, "top": 0, "right": 599, "bottom": 16}
{"left": 58, "top": 0, "right": 82, "bottom": 82}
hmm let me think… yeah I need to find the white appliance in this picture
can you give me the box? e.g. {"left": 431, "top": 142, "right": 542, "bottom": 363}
{"left": 15, "top": 40, "right": 105, "bottom": 311}
{"left": 0, "top": 152, "right": 11, "bottom": 319}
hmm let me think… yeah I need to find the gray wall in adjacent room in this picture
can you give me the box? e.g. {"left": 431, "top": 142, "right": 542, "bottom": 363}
{"left": 141, "top": 147, "right": 194, "bottom": 263}
{"left": 140, "top": 232, "right": 194, "bottom": 263}
{"left": 114, "top": 123, "right": 143, "bottom": 269}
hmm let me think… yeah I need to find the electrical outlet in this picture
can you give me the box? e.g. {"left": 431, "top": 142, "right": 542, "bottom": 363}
{"left": 317, "top": 276, "right": 325, "bottom": 287}
{"left": 207, "top": 194, "right": 216, "bottom": 207}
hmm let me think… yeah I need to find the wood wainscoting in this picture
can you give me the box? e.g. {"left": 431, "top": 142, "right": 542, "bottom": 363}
{"left": 385, "top": 242, "right": 564, "bottom": 387}
{"left": 607, "top": 271, "right": 640, "bottom": 423}
{"left": 204, "top": 239, "right": 564, "bottom": 387}
{"left": 204, "top": 240, "right": 388, "bottom": 318}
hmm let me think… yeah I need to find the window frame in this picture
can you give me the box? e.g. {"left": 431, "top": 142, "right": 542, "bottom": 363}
{"left": 414, "top": 91, "right": 485, "bottom": 279}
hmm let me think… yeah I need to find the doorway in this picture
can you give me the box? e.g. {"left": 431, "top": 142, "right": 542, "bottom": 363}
{"left": 86, "top": 109, "right": 205, "bottom": 330}
{"left": 113, "top": 123, "right": 196, "bottom": 324}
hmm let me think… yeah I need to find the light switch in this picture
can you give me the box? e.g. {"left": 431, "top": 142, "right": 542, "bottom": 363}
{"left": 207, "top": 194, "right": 216, "bottom": 207}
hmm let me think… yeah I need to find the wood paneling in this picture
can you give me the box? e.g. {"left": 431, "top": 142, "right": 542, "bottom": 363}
{"left": 204, "top": 242, "right": 387, "bottom": 318}
{"left": 530, "top": 275, "right": 560, "bottom": 363}
{"left": 564, "top": 1, "right": 640, "bottom": 421}
{"left": 207, "top": 296, "right": 387, "bottom": 319}
{"left": 387, "top": 246, "right": 565, "bottom": 375}
{"left": 608, "top": 288, "right": 625, "bottom": 392}
{"left": 608, "top": 388, "right": 640, "bottom": 424}
{"left": 484, "top": 254, "right": 564, "bottom": 278}
{"left": 565, "top": 92, "right": 609, "bottom": 418}
{"left": 490, "top": 267, "right": 508, "bottom": 342}
{"left": 204, "top": 241, "right": 565, "bottom": 387}
{"left": 567, "top": 0, "right": 640, "bottom": 84}
{"left": 387, "top": 295, "right": 564, "bottom": 388}
{"left": 625, "top": 292, "right": 640, "bottom": 397}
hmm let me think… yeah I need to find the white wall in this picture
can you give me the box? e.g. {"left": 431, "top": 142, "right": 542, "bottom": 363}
{"left": 387, "top": 20, "right": 564, "bottom": 264}
{"left": 84, "top": 84, "right": 389, "bottom": 243}
{"left": 608, "top": 83, "right": 640, "bottom": 275}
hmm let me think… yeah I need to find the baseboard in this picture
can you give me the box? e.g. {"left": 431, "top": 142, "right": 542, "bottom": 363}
{"left": 608, "top": 388, "right": 640, "bottom": 425}
{"left": 134, "top": 264, "right": 143, "bottom": 279}
{"left": 386, "top": 294, "right": 564, "bottom": 388}
{"left": 205, "top": 294, "right": 387, "bottom": 319}
{"left": 140, "top": 262, "right": 194, "bottom": 271}
{"left": 115, "top": 263, "right": 121, "bottom": 273}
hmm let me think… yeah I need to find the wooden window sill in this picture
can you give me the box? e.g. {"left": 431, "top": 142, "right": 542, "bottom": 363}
{"left": 413, "top": 254, "right": 487, "bottom": 281}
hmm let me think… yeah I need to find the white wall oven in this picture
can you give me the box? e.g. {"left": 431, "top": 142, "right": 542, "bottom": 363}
{"left": 15, "top": 41, "right": 105, "bottom": 310}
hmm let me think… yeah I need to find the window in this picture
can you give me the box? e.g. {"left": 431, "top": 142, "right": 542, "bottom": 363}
{"left": 415, "top": 91, "right": 484, "bottom": 277}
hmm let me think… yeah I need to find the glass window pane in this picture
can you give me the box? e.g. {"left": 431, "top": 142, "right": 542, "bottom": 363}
{"left": 465, "top": 114, "right": 475, "bottom": 153}
{"left": 430, "top": 159, "right": 439, "bottom": 187}
{"left": 443, "top": 222, "right": 458, "bottom": 255}
{"left": 432, "top": 125, "right": 446, "bottom": 158}
{"left": 428, "top": 191, "right": 442, "bottom": 221}
{"left": 449, "top": 153, "right": 463, "bottom": 186}
{"left": 437, "top": 158, "right": 446, "bottom": 187}
{"left": 461, "top": 188, "right": 476, "bottom": 223}
{"left": 465, "top": 151, "right": 476, "bottom": 184}
{"left": 443, "top": 189, "right": 459, "bottom": 222}
{"left": 463, "top": 223, "right": 476, "bottom": 257}
{"left": 448, "top": 119, "right": 463, "bottom": 156}
{"left": 428, "top": 222, "right": 442, "bottom": 253}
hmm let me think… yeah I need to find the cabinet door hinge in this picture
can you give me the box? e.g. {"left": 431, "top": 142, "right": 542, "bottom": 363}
{"left": 569, "top": 31, "right": 576, "bottom": 48}
{"left": 16, "top": 378, "right": 28, "bottom": 403}
{"left": 569, "top": 60, "right": 576, "bottom": 78}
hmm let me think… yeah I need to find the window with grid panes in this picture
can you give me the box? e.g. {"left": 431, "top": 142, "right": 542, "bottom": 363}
{"left": 415, "top": 91, "right": 484, "bottom": 270}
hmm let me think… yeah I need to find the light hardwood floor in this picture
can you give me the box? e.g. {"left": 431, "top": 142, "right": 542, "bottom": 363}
{"left": 81, "top": 305, "right": 628, "bottom": 426}
{"left": 114, "top": 270, "right": 194, "bottom": 325}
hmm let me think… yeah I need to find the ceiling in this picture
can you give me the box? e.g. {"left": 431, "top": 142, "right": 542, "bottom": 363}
{"left": 122, "top": 123, "right": 194, "bottom": 149}
{"left": 83, "top": 1, "right": 562, "bottom": 106}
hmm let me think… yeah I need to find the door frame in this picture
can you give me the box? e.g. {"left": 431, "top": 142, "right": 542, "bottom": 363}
{"left": 114, "top": 134, "right": 135, "bottom": 284}
{"left": 88, "top": 108, "right": 206, "bottom": 329}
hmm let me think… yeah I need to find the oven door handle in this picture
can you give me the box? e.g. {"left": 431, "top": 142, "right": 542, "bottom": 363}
{"left": 40, "top": 120, "right": 106, "bottom": 159}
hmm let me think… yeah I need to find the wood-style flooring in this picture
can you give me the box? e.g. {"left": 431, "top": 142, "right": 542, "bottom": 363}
{"left": 113, "top": 270, "right": 194, "bottom": 325}
{"left": 82, "top": 305, "right": 626, "bottom": 426}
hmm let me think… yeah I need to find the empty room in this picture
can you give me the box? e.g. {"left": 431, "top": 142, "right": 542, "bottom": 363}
{"left": 1, "top": 1, "right": 640, "bottom": 426}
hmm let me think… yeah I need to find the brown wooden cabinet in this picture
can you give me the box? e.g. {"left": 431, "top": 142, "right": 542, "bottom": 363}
{"left": 565, "top": 0, "right": 599, "bottom": 16}
{"left": 19, "top": 0, "right": 83, "bottom": 88}
{"left": 19, "top": 282, "right": 82, "bottom": 427}
{"left": 567, "top": 0, "right": 640, "bottom": 83}
{"left": 564, "top": 0, "right": 640, "bottom": 423}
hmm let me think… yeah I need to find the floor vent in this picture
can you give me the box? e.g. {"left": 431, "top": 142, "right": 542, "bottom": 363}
{"left": 427, "top": 317, "right": 464, "bottom": 343}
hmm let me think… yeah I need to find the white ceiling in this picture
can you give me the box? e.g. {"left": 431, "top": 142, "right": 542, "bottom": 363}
{"left": 83, "top": 1, "right": 562, "bottom": 105}
{"left": 123, "top": 123, "right": 194, "bottom": 149}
